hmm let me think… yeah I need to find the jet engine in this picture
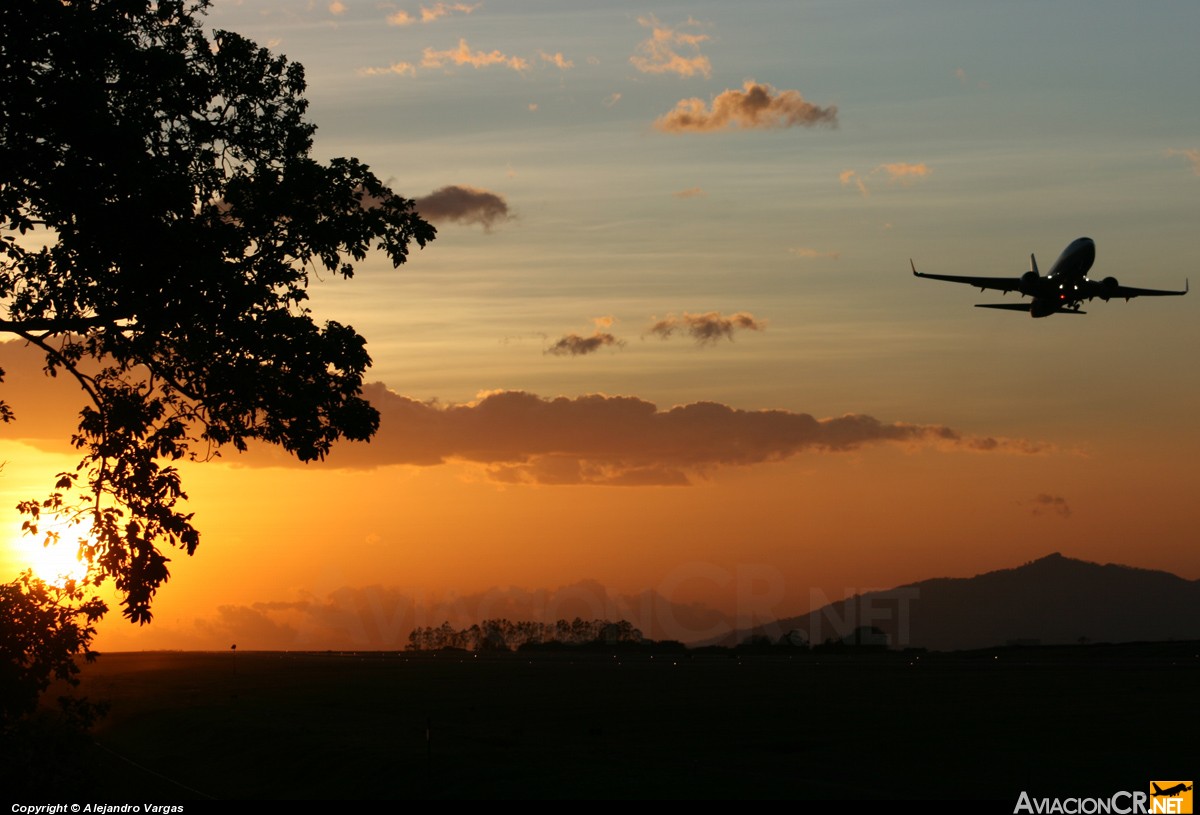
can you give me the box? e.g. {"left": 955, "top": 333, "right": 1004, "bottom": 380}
{"left": 1101, "top": 276, "right": 1119, "bottom": 300}
{"left": 1020, "top": 270, "right": 1039, "bottom": 294}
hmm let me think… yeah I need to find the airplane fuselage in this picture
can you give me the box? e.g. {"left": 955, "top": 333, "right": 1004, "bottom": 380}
{"left": 1023, "top": 237, "right": 1096, "bottom": 317}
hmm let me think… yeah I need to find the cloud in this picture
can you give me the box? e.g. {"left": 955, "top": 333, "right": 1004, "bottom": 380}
{"left": 421, "top": 39, "right": 529, "bottom": 72}
{"left": 545, "top": 317, "right": 621, "bottom": 356}
{"left": 414, "top": 185, "right": 511, "bottom": 230}
{"left": 839, "top": 169, "right": 869, "bottom": 197}
{"left": 357, "top": 61, "right": 417, "bottom": 77}
{"left": 233, "top": 387, "right": 1048, "bottom": 485}
{"left": 1027, "top": 493, "right": 1072, "bottom": 518}
{"left": 328, "top": 0, "right": 346, "bottom": 14}
{"left": 196, "top": 604, "right": 301, "bottom": 649}
{"left": 790, "top": 247, "right": 840, "bottom": 260}
{"left": 1166, "top": 148, "right": 1200, "bottom": 175}
{"left": 421, "top": 2, "right": 480, "bottom": 23}
{"left": 390, "top": 3, "right": 480, "bottom": 26}
{"left": 840, "top": 163, "right": 930, "bottom": 196}
{"left": 545, "top": 332, "right": 621, "bottom": 357}
{"left": 604, "top": 92, "right": 622, "bottom": 108}
{"left": 539, "top": 51, "right": 573, "bottom": 69}
{"left": 672, "top": 187, "right": 706, "bottom": 199}
{"left": 873, "top": 162, "right": 932, "bottom": 183}
{"left": 953, "top": 68, "right": 989, "bottom": 90}
{"left": 648, "top": 311, "right": 765, "bottom": 344}
{"left": 654, "top": 81, "right": 838, "bottom": 134}
{"left": 630, "top": 14, "right": 712, "bottom": 78}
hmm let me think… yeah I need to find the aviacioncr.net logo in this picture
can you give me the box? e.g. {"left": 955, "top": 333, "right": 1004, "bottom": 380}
{"left": 1014, "top": 783, "right": 1193, "bottom": 815}
{"left": 1149, "top": 782, "right": 1193, "bottom": 815}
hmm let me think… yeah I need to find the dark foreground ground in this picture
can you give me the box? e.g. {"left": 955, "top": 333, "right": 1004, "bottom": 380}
{"left": 44, "top": 642, "right": 1200, "bottom": 800}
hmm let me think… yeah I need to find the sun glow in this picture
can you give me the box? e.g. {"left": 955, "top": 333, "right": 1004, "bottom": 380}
{"left": 14, "top": 518, "right": 93, "bottom": 586}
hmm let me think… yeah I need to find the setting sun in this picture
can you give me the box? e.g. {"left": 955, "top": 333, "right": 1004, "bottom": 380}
{"left": 13, "top": 517, "right": 92, "bottom": 586}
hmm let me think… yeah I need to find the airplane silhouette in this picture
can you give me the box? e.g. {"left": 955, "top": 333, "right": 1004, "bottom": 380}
{"left": 1152, "top": 783, "right": 1192, "bottom": 797}
{"left": 911, "top": 237, "right": 1188, "bottom": 317}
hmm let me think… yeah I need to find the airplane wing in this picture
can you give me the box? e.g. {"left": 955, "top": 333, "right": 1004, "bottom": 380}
{"left": 910, "top": 260, "right": 1022, "bottom": 293}
{"left": 975, "top": 303, "right": 1086, "bottom": 314}
{"left": 1097, "top": 280, "right": 1188, "bottom": 299}
{"left": 1076, "top": 277, "right": 1188, "bottom": 301}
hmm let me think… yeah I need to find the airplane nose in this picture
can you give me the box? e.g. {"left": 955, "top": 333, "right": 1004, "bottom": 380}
{"left": 1069, "top": 237, "right": 1096, "bottom": 268}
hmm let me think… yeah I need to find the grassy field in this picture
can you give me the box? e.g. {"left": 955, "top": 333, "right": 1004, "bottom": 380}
{"left": 54, "top": 643, "right": 1200, "bottom": 800}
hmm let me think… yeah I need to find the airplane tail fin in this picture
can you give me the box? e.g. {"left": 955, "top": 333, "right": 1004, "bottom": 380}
{"left": 1030, "top": 253, "right": 1039, "bottom": 275}
{"left": 1153, "top": 784, "right": 1164, "bottom": 794}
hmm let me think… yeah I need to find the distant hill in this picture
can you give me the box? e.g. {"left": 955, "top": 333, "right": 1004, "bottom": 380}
{"left": 710, "top": 553, "right": 1200, "bottom": 651}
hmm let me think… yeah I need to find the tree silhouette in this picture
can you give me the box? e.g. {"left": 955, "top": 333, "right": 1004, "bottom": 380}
{"left": 406, "top": 618, "right": 649, "bottom": 651}
{"left": 0, "top": 570, "right": 107, "bottom": 795}
{"left": 0, "top": 0, "right": 436, "bottom": 623}
{"left": 0, "top": 571, "right": 107, "bottom": 731}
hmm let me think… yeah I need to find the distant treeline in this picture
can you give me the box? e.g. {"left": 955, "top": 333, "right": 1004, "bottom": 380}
{"left": 407, "top": 618, "right": 651, "bottom": 652}
{"left": 406, "top": 619, "right": 901, "bottom": 654}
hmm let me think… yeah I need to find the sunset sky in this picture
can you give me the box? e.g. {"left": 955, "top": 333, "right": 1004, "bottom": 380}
{"left": 2, "top": 0, "right": 1198, "bottom": 650}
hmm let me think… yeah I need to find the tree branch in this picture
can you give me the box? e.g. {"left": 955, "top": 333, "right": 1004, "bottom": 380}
{"left": 6, "top": 329, "right": 103, "bottom": 410}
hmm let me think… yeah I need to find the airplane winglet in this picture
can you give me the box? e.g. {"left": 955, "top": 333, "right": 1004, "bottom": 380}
{"left": 910, "top": 259, "right": 918, "bottom": 276}
{"left": 1030, "top": 253, "right": 1039, "bottom": 275}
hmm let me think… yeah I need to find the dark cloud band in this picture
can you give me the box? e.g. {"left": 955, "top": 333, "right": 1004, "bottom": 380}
{"left": 241, "top": 387, "right": 1047, "bottom": 485}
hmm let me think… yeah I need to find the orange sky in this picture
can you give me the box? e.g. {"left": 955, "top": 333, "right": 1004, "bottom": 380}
{"left": 3, "top": 327, "right": 1198, "bottom": 651}
{"left": 3, "top": 2, "right": 1200, "bottom": 650}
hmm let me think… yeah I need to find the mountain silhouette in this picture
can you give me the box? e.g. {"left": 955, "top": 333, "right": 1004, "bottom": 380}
{"left": 718, "top": 553, "right": 1200, "bottom": 651}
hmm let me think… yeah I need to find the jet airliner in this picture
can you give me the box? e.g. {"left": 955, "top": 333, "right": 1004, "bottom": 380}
{"left": 911, "top": 237, "right": 1188, "bottom": 317}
